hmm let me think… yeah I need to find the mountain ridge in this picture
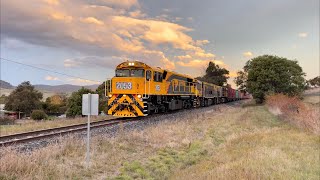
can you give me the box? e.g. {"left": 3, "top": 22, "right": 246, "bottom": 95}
{"left": 0, "top": 80, "right": 99, "bottom": 93}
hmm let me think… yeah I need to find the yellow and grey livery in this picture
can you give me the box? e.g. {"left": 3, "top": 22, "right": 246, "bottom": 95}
{"left": 106, "top": 61, "right": 232, "bottom": 117}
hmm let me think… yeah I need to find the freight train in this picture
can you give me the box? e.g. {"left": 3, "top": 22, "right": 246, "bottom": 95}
{"left": 106, "top": 61, "right": 245, "bottom": 117}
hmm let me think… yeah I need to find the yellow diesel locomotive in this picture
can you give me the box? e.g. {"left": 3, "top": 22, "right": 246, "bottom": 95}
{"left": 106, "top": 61, "right": 232, "bottom": 117}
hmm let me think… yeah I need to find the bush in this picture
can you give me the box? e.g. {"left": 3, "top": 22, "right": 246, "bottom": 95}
{"left": 0, "top": 117, "right": 15, "bottom": 125}
{"left": 266, "top": 94, "right": 320, "bottom": 134}
{"left": 31, "top": 110, "right": 48, "bottom": 120}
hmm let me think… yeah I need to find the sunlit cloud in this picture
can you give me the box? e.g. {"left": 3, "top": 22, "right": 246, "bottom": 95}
{"left": 129, "top": 10, "right": 146, "bottom": 18}
{"left": 194, "top": 49, "right": 215, "bottom": 58}
{"left": 1, "top": 0, "right": 221, "bottom": 74}
{"left": 44, "top": 0, "right": 59, "bottom": 5}
{"left": 94, "top": 0, "right": 139, "bottom": 9}
{"left": 195, "top": 40, "right": 210, "bottom": 46}
{"left": 243, "top": 51, "right": 253, "bottom": 57}
{"left": 50, "top": 12, "right": 73, "bottom": 22}
{"left": 82, "top": 17, "right": 104, "bottom": 25}
{"left": 298, "top": 32, "right": 308, "bottom": 38}
{"left": 228, "top": 71, "right": 237, "bottom": 78}
{"left": 67, "top": 78, "right": 100, "bottom": 85}
{"left": 45, "top": 75, "right": 59, "bottom": 81}
{"left": 176, "top": 59, "right": 224, "bottom": 68}
{"left": 175, "top": 54, "right": 192, "bottom": 61}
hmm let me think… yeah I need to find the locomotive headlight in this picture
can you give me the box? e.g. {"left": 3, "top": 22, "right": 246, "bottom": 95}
{"left": 137, "top": 94, "right": 142, "bottom": 98}
{"left": 108, "top": 94, "right": 112, "bottom": 98}
{"left": 128, "top": 62, "right": 135, "bottom": 66}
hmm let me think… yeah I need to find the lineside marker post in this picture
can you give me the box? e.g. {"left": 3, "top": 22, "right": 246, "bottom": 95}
{"left": 87, "top": 93, "right": 91, "bottom": 168}
{"left": 82, "top": 93, "right": 99, "bottom": 168}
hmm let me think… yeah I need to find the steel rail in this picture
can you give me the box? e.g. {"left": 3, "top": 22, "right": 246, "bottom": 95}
{"left": 0, "top": 118, "right": 137, "bottom": 146}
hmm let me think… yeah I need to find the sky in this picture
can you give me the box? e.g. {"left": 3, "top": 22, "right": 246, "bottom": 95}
{"left": 0, "top": 0, "right": 319, "bottom": 87}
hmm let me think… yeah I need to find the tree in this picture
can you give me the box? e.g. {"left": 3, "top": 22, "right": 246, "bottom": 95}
{"left": 66, "top": 87, "right": 94, "bottom": 117}
{"left": 234, "top": 71, "right": 248, "bottom": 93}
{"left": 95, "top": 82, "right": 110, "bottom": 114}
{"left": 0, "top": 95, "right": 8, "bottom": 104}
{"left": 197, "top": 61, "right": 230, "bottom": 86}
{"left": 237, "top": 55, "right": 306, "bottom": 103}
{"left": 31, "top": 110, "right": 48, "bottom": 120}
{"left": 307, "top": 76, "right": 320, "bottom": 87}
{"left": 5, "top": 81, "right": 43, "bottom": 115}
{"left": 43, "top": 94, "right": 68, "bottom": 114}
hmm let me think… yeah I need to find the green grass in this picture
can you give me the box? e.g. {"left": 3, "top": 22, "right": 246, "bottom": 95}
{"left": 114, "top": 142, "right": 208, "bottom": 180}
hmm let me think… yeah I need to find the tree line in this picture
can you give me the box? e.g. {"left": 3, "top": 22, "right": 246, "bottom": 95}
{"left": 3, "top": 81, "right": 108, "bottom": 120}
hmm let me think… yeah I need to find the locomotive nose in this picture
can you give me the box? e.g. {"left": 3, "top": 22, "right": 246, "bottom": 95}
{"left": 107, "top": 94, "right": 146, "bottom": 117}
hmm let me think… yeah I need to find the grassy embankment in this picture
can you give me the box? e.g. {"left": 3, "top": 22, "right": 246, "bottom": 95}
{"left": 1, "top": 94, "right": 319, "bottom": 180}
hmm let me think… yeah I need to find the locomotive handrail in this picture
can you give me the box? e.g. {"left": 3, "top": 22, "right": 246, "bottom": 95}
{"left": 144, "top": 77, "right": 146, "bottom": 98}
{"left": 105, "top": 79, "right": 112, "bottom": 97}
{"left": 144, "top": 78, "right": 150, "bottom": 99}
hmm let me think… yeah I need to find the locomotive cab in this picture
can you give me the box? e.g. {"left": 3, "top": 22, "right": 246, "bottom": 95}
{"left": 107, "top": 61, "right": 153, "bottom": 117}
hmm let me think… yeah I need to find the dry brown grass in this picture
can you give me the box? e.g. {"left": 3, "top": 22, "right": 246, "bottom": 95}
{"left": 0, "top": 101, "right": 319, "bottom": 180}
{"left": 0, "top": 116, "right": 114, "bottom": 136}
{"left": 266, "top": 94, "right": 320, "bottom": 134}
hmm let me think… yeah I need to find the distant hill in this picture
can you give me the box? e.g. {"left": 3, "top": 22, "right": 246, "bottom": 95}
{"left": 0, "top": 80, "right": 99, "bottom": 93}
{"left": 0, "top": 80, "right": 14, "bottom": 89}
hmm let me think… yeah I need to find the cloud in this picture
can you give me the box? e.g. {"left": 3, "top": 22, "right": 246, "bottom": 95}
{"left": 1, "top": 0, "right": 216, "bottom": 73}
{"left": 175, "top": 59, "right": 226, "bottom": 77}
{"left": 187, "top": 17, "right": 194, "bottom": 21}
{"left": 64, "top": 56, "right": 121, "bottom": 69}
{"left": 243, "top": 51, "right": 253, "bottom": 57}
{"left": 228, "top": 71, "right": 237, "bottom": 78}
{"left": 162, "top": 8, "right": 171, "bottom": 12}
{"left": 298, "top": 32, "right": 308, "bottom": 38}
{"left": 174, "top": 17, "right": 183, "bottom": 22}
{"left": 67, "top": 78, "right": 100, "bottom": 85}
{"left": 129, "top": 10, "right": 146, "bottom": 18}
{"left": 64, "top": 59, "right": 81, "bottom": 67}
{"left": 44, "top": 0, "right": 59, "bottom": 5}
{"left": 87, "top": 0, "right": 139, "bottom": 9}
{"left": 45, "top": 75, "right": 59, "bottom": 81}
{"left": 176, "top": 59, "right": 224, "bottom": 68}
{"left": 195, "top": 40, "right": 210, "bottom": 46}
{"left": 175, "top": 54, "right": 192, "bottom": 61}
{"left": 50, "top": 11, "right": 73, "bottom": 22}
{"left": 81, "top": 17, "right": 104, "bottom": 25}
{"left": 194, "top": 48, "right": 215, "bottom": 58}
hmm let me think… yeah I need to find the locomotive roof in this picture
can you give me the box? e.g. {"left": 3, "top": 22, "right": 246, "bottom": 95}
{"left": 116, "top": 61, "right": 194, "bottom": 79}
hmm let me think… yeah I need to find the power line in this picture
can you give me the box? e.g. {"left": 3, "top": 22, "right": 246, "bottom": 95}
{"left": 0, "top": 57, "right": 102, "bottom": 83}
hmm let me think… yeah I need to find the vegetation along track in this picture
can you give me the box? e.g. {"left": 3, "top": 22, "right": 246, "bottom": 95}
{"left": 0, "top": 118, "right": 139, "bottom": 146}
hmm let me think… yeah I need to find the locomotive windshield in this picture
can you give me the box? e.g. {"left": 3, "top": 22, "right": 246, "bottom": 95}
{"left": 116, "top": 69, "right": 145, "bottom": 77}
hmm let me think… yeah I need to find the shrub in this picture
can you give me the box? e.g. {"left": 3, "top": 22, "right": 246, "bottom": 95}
{"left": 31, "top": 110, "right": 48, "bottom": 120}
{"left": 0, "top": 117, "right": 15, "bottom": 125}
{"left": 266, "top": 94, "right": 319, "bottom": 134}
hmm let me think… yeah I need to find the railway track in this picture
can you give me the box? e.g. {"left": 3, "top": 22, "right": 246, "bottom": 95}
{"left": 0, "top": 118, "right": 138, "bottom": 146}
